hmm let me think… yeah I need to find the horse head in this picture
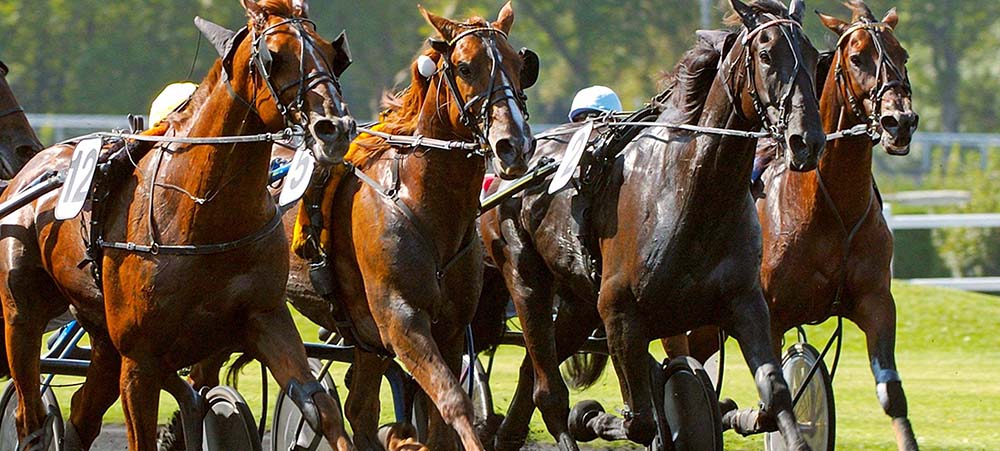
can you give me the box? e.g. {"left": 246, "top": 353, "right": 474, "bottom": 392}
{"left": 0, "top": 61, "right": 43, "bottom": 179}
{"left": 198, "top": 0, "right": 356, "bottom": 165}
{"left": 419, "top": 2, "right": 536, "bottom": 179}
{"left": 818, "top": 1, "right": 917, "bottom": 155}
{"left": 727, "top": 0, "right": 825, "bottom": 172}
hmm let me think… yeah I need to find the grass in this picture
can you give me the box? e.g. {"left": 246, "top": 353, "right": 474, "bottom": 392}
{"left": 33, "top": 282, "right": 1000, "bottom": 449}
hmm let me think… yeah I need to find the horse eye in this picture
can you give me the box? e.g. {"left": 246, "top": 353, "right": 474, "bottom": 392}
{"left": 457, "top": 63, "right": 473, "bottom": 79}
{"left": 759, "top": 50, "right": 771, "bottom": 64}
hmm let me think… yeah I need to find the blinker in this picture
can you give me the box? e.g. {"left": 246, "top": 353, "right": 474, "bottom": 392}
{"left": 519, "top": 48, "right": 539, "bottom": 90}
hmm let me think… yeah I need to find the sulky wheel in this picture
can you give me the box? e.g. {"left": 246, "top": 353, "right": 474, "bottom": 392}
{"left": 271, "top": 358, "right": 338, "bottom": 451}
{"left": 650, "top": 356, "right": 722, "bottom": 451}
{"left": 567, "top": 399, "right": 604, "bottom": 443}
{"left": 202, "top": 385, "right": 261, "bottom": 451}
{"left": 0, "top": 380, "right": 62, "bottom": 451}
{"left": 764, "top": 342, "right": 835, "bottom": 451}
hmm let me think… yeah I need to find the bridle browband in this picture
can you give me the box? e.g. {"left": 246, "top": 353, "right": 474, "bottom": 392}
{"left": 833, "top": 18, "right": 911, "bottom": 137}
{"left": 433, "top": 26, "right": 530, "bottom": 156}
{"left": 728, "top": 16, "right": 812, "bottom": 141}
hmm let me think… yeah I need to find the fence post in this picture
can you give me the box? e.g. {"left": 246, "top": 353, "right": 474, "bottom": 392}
{"left": 883, "top": 202, "right": 894, "bottom": 277}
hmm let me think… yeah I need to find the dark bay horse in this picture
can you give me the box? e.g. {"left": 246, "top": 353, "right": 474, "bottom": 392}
{"left": 0, "top": 60, "right": 43, "bottom": 179}
{"left": 673, "top": 2, "right": 920, "bottom": 449}
{"left": 480, "top": 0, "right": 824, "bottom": 449}
{"left": 0, "top": 0, "right": 357, "bottom": 449}
{"left": 756, "top": 3, "right": 919, "bottom": 449}
{"left": 285, "top": 4, "right": 534, "bottom": 450}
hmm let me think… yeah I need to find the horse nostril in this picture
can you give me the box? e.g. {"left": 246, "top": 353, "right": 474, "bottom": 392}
{"left": 787, "top": 134, "right": 807, "bottom": 153}
{"left": 880, "top": 115, "right": 900, "bottom": 132}
{"left": 901, "top": 113, "right": 919, "bottom": 133}
{"left": 310, "top": 119, "right": 338, "bottom": 143}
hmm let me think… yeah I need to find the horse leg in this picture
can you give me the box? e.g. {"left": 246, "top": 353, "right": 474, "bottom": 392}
{"left": 596, "top": 279, "right": 657, "bottom": 445}
{"left": 245, "top": 306, "right": 354, "bottom": 451}
{"left": 501, "top": 255, "right": 578, "bottom": 450}
{"left": 65, "top": 333, "right": 121, "bottom": 450}
{"left": 344, "top": 349, "right": 390, "bottom": 450}
{"left": 119, "top": 357, "right": 165, "bottom": 451}
{"left": 188, "top": 351, "right": 228, "bottom": 389}
{"left": 1, "top": 271, "right": 65, "bottom": 448}
{"left": 850, "top": 292, "right": 918, "bottom": 451}
{"left": 724, "top": 290, "right": 809, "bottom": 451}
{"left": 375, "top": 301, "right": 482, "bottom": 451}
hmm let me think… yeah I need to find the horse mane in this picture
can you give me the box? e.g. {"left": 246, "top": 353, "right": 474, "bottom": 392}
{"left": 654, "top": 35, "right": 725, "bottom": 125}
{"left": 723, "top": 0, "right": 792, "bottom": 26}
{"left": 349, "top": 16, "right": 495, "bottom": 167}
{"left": 255, "top": 0, "right": 296, "bottom": 18}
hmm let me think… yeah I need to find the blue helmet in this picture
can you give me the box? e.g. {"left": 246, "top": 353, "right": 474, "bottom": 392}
{"left": 568, "top": 85, "right": 623, "bottom": 122}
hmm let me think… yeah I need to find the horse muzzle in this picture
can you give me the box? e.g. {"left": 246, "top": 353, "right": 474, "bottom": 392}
{"left": 880, "top": 111, "right": 919, "bottom": 156}
{"left": 309, "top": 112, "right": 357, "bottom": 166}
{"left": 786, "top": 130, "right": 825, "bottom": 173}
{"left": 491, "top": 136, "right": 532, "bottom": 180}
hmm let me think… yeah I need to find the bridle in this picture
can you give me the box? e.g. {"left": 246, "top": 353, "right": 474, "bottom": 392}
{"left": 432, "top": 26, "right": 530, "bottom": 156}
{"left": 728, "top": 15, "right": 813, "bottom": 140}
{"left": 833, "top": 18, "right": 911, "bottom": 136}
{"left": 225, "top": 17, "right": 346, "bottom": 140}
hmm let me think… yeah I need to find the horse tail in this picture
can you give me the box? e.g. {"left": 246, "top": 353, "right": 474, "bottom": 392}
{"left": 225, "top": 353, "right": 256, "bottom": 389}
{"left": 562, "top": 351, "right": 609, "bottom": 391}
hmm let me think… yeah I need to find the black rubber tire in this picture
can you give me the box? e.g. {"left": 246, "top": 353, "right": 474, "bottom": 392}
{"left": 0, "top": 380, "right": 63, "bottom": 451}
{"left": 203, "top": 385, "right": 261, "bottom": 451}
{"left": 156, "top": 410, "right": 185, "bottom": 451}
{"left": 271, "top": 358, "right": 337, "bottom": 451}
{"left": 567, "top": 399, "right": 604, "bottom": 443}
{"left": 764, "top": 342, "right": 836, "bottom": 451}
{"left": 651, "top": 356, "right": 722, "bottom": 451}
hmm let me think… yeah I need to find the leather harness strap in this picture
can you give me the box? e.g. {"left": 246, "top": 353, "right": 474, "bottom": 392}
{"left": 99, "top": 207, "right": 283, "bottom": 256}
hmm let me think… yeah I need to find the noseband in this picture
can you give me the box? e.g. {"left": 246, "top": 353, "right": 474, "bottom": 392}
{"left": 729, "top": 16, "right": 811, "bottom": 140}
{"left": 433, "top": 26, "right": 530, "bottom": 155}
{"left": 833, "top": 19, "right": 912, "bottom": 135}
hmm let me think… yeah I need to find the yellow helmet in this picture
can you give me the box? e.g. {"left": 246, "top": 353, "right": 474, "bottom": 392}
{"left": 148, "top": 82, "right": 199, "bottom": 126}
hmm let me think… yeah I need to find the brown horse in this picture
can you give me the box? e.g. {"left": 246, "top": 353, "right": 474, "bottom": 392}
{"left": 757, "top": 2, "right": 918, "bottom": 449}
{"left": 285, "top": 4, "right": 534, "bottom": 450}
{"left": 0, "top": 60, "right": 43, "bottom": 179}
{"left": 0, "top": 0, "right": 357, "bottom": 449}
{"left": 672, "top": 2, "right": 920, "bottom": 449}
{"left": 480, "top": 0, "right": 824, "bottom": 449}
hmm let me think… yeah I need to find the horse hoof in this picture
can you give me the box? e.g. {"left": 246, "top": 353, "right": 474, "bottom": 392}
{"left": 556, "top": 432, "right": 580, "bottom": 451}
{"left": 378, "top": 423, "right": 428, "bottom": 451}
{"left": 476, "top": 412, "right": 504, "bottom": 447}
{"left": 568, "top": 399, "right": 604, "bottom": 443}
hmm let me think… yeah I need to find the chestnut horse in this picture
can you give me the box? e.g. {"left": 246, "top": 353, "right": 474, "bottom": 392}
{"left": 480, "top": 0, "right": 825, "bottom": 449}
{"left": 758, "top": 2, "right": 919, "bottom": 449}
{"left": 287, "top": 4, "right": 534, "bottom": 450}
{"left": 0, "top": 0, "right": 357, "bottom": 449}
{"left": 0, "top": 60, "right": 43, "bottom": 179}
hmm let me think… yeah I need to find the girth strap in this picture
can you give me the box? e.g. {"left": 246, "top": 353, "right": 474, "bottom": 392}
{"left": 99, "top": 207, "right": 282, "bottom": 256}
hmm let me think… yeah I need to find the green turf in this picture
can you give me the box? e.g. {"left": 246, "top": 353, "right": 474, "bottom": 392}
{"left": 32, "top": 282, "right": 1000, "bottom": 449}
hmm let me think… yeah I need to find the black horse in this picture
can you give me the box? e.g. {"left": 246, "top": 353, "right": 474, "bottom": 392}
{"left": 480, "top": 1, "right": 825, "bottom": 449}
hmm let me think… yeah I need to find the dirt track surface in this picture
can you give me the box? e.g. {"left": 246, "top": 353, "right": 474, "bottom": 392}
{"left": 88, "top": 426, "right": 626, "bottom": 450}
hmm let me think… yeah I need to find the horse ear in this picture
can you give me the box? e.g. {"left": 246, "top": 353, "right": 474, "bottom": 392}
{"left": 882, "top": 8, "right": 899, "bottom": 29}
{"left": 729, "top": 0, "right": 757, "bottom": 28}
{"left": 419, "top": 5, "right": 458, "bottom": 43}
{"left": 493, "top": 1, "right": 514, "bottom": 35}
{"left": 291, "top": 0, "right": 309, "bottom": 17}
{"left": 788, "top": 0, "right": 805, "bottom": 24}
{"left": 331, "top": 31, "right": 353, "bottom": 77}
{"left": 195, "top": 16, "right": 237, "bottom": 60}
{"left": 816, "top": 11, "right": 849, "bottom": 35}
{"left": 240, "top": 0, "right": 268, "bottom": 29}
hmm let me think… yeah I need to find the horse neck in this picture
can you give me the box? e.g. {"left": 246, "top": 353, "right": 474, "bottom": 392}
{"left": 804, "top": 61, "right": 876, "bottom": 219}
{"left": 397, "top": 89, "right": 485, "bottom": 231}
{"left": 678, "top": 76, "right": 758, "bottom": 205}
{"left": 147, "top": 78, "right": 274, "bottom": 237}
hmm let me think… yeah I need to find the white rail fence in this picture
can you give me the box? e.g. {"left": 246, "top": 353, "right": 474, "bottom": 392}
{"left": 884, "top": 204, "right": 1000, "bottom": 292}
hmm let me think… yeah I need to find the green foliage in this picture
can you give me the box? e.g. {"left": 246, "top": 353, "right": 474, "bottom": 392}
{"left": 0, "top": 0, "right": 998, "bottom": 130}
{"left": 927, "top": 149, "right": 1000, "bottom": 276}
